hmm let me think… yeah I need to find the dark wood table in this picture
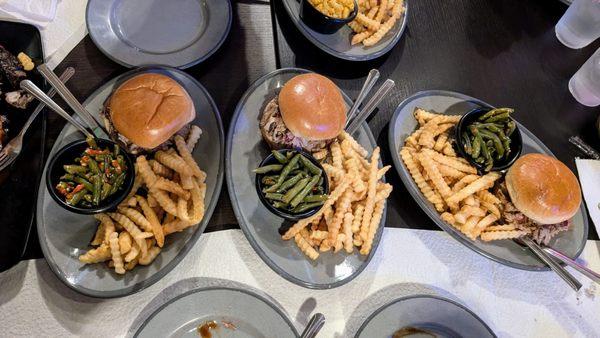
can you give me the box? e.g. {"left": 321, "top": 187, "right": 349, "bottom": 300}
{"left": 272, "top": 0, "right": 600, "bottom": 239}
{"left": 19, "top": 0, "right": 600, "bottom": 263}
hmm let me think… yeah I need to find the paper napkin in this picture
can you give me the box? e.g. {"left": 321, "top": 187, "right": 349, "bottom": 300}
{"left": 0, "top": 0, "right": 58, "bottom": 26}
{"left": 575, "top": 159, "right": 600, "bottom": 233}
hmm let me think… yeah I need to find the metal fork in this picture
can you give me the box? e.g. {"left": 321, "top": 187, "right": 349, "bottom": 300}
{"left": 0, "top": 67, "right": 75, "bottom": 171}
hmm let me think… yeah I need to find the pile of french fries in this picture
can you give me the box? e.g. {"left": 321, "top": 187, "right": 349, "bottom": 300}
{"left": 348, "top": 0, "right": 405, "bottom": 47}
{"left": 282, "top": 131, "right": 393, "bottom": 260}
{"left": 400, "top": 108, "right": 524, "bottom": 242}
{"left": 308, "top": 0, "right": 355, "bottom": 19}
{"left": 79, "top": 126, "right": 207, "bottom": 274}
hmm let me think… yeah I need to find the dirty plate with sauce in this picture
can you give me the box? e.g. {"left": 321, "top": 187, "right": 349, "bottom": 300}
{"left": 134, "top": 287, "right": 299, "bottom": 337}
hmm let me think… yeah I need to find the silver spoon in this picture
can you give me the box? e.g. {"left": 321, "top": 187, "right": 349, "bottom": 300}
{"left": 543, "top": 246, "right": 600, "bottom": 285}
{"left": 20, "top": 80, "right": 95, "bottom": 140}
{"left": 345, "top": 69, "right": 380, "bottom": 128}
{"left": 300, "top": 313, "right": 325, "bottom": 338}
{"left": 346, "top": 79, "right": 395, "bottom": 135}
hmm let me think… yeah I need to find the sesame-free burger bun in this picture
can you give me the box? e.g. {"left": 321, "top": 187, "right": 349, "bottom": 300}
{"left": 278, "top": 73, "right": 346, "bottom": 141}
{"left": 107, "top": 73, "right": 195, "bottom": 149}
{"left": 505, "top": 153, "right": 581, "bottom": 224}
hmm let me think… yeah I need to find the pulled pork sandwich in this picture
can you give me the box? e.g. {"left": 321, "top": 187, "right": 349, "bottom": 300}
{"left": 260, "top": 73, "right": 346, "bottom": 152}
{"left": 102, "top": 73, "right": 195, "bottom": 154}
{"left": 499, "top": 153, "right": 582, "bottom": 245}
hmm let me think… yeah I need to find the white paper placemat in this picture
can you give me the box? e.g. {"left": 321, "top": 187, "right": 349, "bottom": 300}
{"left": 1, "top": 228, "right": 599, "bottom": 337}
{"left": 576, "top": 159, "right": 600, "bottom": 234}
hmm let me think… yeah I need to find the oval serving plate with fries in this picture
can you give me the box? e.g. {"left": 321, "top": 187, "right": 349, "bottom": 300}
{"left": 281, "top": 0, "right": 408, "bottom": 61}
{"left": 388, "top": 90, "right": 588, "bottom": 271}
{"left": 227, "top": 68, "right": 387, "bottom": 289}
{"left": 36, "top": 66, "right": 224, "bottom": 297}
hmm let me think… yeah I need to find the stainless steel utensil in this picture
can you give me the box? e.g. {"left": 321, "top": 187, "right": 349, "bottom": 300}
{"left": 37, "top": 64, "right": 107, "bottom": 135}
{"left": 345, "top": 69, "right": 380, "bottom": 128}
{"left": 20, "top": 80, "right": 95, "bottom": 140}
{"left": 543, "top": 246, "right": 600, "bottom": 284}
{"left": 569, "top": 135, "right": 600, "bottom": 160}
{"left": 346, "top": 79, "right": 395, "bottom": 135}
{"left": 300, "top": 313, "right": 325, "bottom": 338}
{"left": 518, "top": 236, "right": 582, "bottom": 291}
{"left": 0, "top": 67, "right": 75, "bottom": 171}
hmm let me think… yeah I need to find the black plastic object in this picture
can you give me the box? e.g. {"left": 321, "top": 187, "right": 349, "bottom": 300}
{"left": 255, "top": 149, "right": 329, "bottom": 221}
{"left": 0, "top": 21, "right": 46, "bottom": 272}
{"left": 299, "top": 0, "right": 358, "bottom": 34}
{"left": 455, "top": 107, "right": 523, "bottom": 173}
{"left": 46, "top": 138, "right": 135, "bottom": 215}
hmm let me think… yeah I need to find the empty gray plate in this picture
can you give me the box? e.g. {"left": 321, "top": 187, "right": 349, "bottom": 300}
{"left": 86, "top": 0, "right": 232, "bottom": 68}
{"left": 135, "top": 286, "right": 299, "bottom": 337}
{"left": 355, "top": 295, "right": 496, "bottom": 337}
{"left": 281, "top": 0, "right": 408, "bottom": 61}
{"left": 36, "top": 66, "right": 224, "bottom": 297}
{"left": 388, "top": 90, "right": 588, "bottom": 271}
{"left": 226, "top": 68, "right": 385, "bottom": 289}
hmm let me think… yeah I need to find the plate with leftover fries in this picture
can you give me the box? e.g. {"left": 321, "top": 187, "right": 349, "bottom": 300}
{"left": 389, "top": 90, "right": 588, "bottom": 270}
{"left": 227, "top": 68, "right": 388, "bottom": 288}
{"left": 281, "top": 0, "right": 408, "bottom": 61}
{"left": 36, "top": 67, "right": 224, "bottom": 297}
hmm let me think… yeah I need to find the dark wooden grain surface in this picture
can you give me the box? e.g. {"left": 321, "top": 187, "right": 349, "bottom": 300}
{"left": 272, "top": 0, "right": 600, "bottom": 240}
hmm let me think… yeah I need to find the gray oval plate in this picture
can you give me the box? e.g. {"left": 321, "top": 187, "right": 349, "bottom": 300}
{"left": 355, "top": 295, "right": 496, "bottom": 338}
{"left": 135, "top": 286, "right": 299, "bottom": 337}
{"left": 86, "top": 0, "right": 232, "bottom": 68}
{"left": 36, "top": 66, "right": 224, "bottom": 298}
{"left": 281, "top": 0, "right": 408, "bottom": 61}
{"left": 226, "top": 68, "right": 385, "bottom": 289}
{"left": 388, "top": 90, "right": 589, "bottom": 271}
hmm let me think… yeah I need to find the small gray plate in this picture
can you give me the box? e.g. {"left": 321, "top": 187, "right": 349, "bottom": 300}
{"left": 281, "top": 0, "right": 408, "bottom": 61}
{"left": 36, "top": 66, "right": 224, "bottom": 298}
{"left": 388, "top": 90, "right": 588, "bottom": 271}
{"left": 226, "top": 68, "right": 385, "bottom": 289}
{"left": 135, "top": 286, "right": 299, "bottom": 337}
{"left": 86, "top": 0, "right": 232, "bottom": 68}
{"left": 355, "top": 295, "right": 496, "bottom": 338}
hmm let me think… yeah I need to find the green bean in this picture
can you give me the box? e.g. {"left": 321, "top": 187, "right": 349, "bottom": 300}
{"left": 286, "top": 151, "right": 294, "bottom": 159}
{"left": 303, "top": 194, "right": 328, "bottom": 203}
{"left": 101, "top": 182, "right": 112, "bottom": 200}
{"left": 299, "top": 155, "right": 322, "bottom": 176}
{"left": 478, "top": 108, "right": 513, "bottom": 121}
{"left": 109, "top": 173, "right": 126, "bottom": 196}
{"left": 60, "top": 174, "right": 75, "bottom": 181}
{"left": 290, "top": 175, "right": 320, "bottom": 207}
{"left": 113, "top": 144, "right": 120, "bottom": 158}
{"left": 282, "top": 177, "right": 310, "bottom": 204}
{"left": 265, "top": 192, "right": 284, "bottom": 201}
{"left": 506, "top": 121, "right": 516, "bottom": 136}
{"left": 73, "top": 176, "right": 94, "bottom": 191}
{"left": 262, "top": 177, "right": 278, "bottom": 186}
{"left": 272, "top": 201, "right": 289, "bottom": 209}
{"left": 475, "top": 156, "right": 485, "bottom": 164}
{"left": 117, "top": 155, "right": 125, "bottom": 170}
{"left": 480, "top": 137, "right": 492, "bottom": 164}
{"left": 63, "top": 165, "right": 88, "bottom": 175}
{"left": 68, "top": 190, "right": 87, "bottom": 206}
{"left": 292, "top": 201, "right": 325, "bottom": 213}
{"left": 83, "top": 194, "right": 93, "bottom": 203}
{"left": 289, "top": 170, "right": 306, "bottom": 177}
{"left": 88, "top": 157, "right": 100, "bottom": 174}
{"left": 478, "top": 128, "right": 505, "bottom": 159}
{"left": 484, "top": 112, "right": 510, "bottom": 123}
{"left": 92, "top": 175, "right": 101, "bottom": 206}
{"left": 86, "top": 137, "right": 98, "bottom": 149}
{"left": 462, "top": 132, "right": 472, "bottom": 155}
{"left": 253, "top": 164, "right": 283, "bottom": 174}
{"left": 497, "top": 129, "right": 510, "bottom": 154}
{"left": 272, "top": 150, "right": 288, "bottom": 164}
{"left": 275, "top": 173, "right": 304, "bottom": 193}
{"left": 266, "top": 154, "right": 301, "bottom": 192}
{"left": 104, "top": 156, "right": 110, "bottom": 174}
{"left": 470, "top": 127, "right": 482, "bottom": 158}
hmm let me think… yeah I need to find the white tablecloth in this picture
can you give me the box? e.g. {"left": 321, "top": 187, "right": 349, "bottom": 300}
{"left": 1, "top": 228, "right": 599, "bottom": 337}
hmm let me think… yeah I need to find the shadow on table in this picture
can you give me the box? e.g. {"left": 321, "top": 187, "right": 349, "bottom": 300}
{"left": 0, "top": 260, "right": 29, "bottom": 306}
{"left": 410, "top": 230, "right": 600, "bottom": 337}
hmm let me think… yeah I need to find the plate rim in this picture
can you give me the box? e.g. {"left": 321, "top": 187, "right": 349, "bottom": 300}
{"left": 133, "top": 285, "right": 300, "bottom": 337}
{"left": 354, "top": 294, "right": 497, "bottom": 338}
{"left": 85, "top": 0, "right": 233, "bottom": 69}
{"left": 226, "top": 67, "right": 386, "bottom": 289}
{"left": 35, "top": 66, "right": 225, "bottom": 298}
{"left": 280, "top": 0, "right": 408, "bottom": 61}
{"left": 387, "top": 89, "right": 589, "bottom": 271}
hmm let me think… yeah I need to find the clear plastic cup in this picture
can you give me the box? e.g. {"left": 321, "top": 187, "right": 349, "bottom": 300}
{"left": 569, "top": 47, "right": 600, "bottom": 107}
{"left": 555, "top": 0, "right": 600, "bottom": 49}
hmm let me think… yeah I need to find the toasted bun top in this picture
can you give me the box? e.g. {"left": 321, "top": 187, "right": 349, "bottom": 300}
{"left": 278, "top": 73, "right": 346, "bottom": 141}
{"left": 505, "top": 153, "right": 581, "bottom": 224}
{"left": 108, "top": 73, "right": 195, "bottom": 149}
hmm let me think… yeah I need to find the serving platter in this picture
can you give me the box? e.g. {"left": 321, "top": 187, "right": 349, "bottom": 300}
{"left": 36, "top": 66, "right": 224, "bottom": 298}
{"left": 355, "top": 295, "right": 495, "bottom": 337}
{"left": 0, "top": 20, "right": 47, "bottom": 272}
{"left": 281, "top": 0, "right": 408, "bottom": 61}
{"left": 388, "top": 90, "right": 588, "bottom": 271}
{"left": 226, "top": 67, "right": 385, "bottom": 289}
{"left": 86, "top": 0, "right": 232, "bottom": 68}
{"left": 134, "top": 286, "right": 299, "bottom": 337}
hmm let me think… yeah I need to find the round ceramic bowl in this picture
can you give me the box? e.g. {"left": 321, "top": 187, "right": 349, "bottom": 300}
{"left": 299, "top": 0, "right": 358, "bottom": 34}
{"left": 46, "top": 138, "right": 135, "bottom": 215}
{"left": 455, "top": 107, "right": 523, "bottom": 173}
{"left": 255, "top": 149, "right": 329, "bottom": 221}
